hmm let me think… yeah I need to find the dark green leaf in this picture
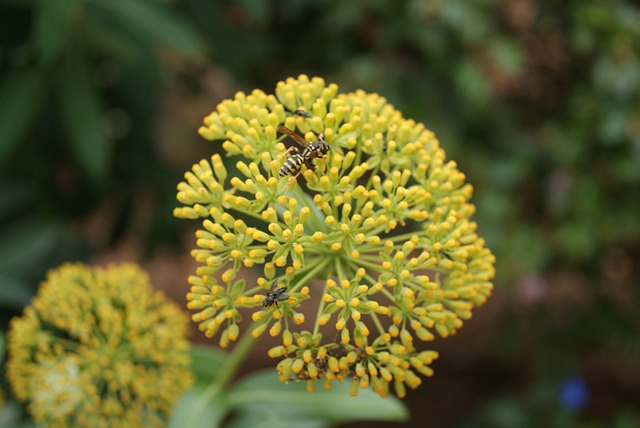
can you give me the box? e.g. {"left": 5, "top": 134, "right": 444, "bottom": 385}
{"left": 237, "top": 0, "right": 269, "bottom": 23}
{"left": 489, "top": 38, "right": 524, "bottom": 76}
{"left": 0, "top": 181, "right": 31, "bottom": 221}
{"left": 33, "top": 0, "right": 80, "bottom": 64}
{"left": 190, "top": 344, "right": 227, "bottom": 382}
{"left": 167, "top": 383, "right": 227, "bottom": 428}
{"left": 81, "top": 10, "right": 139, "bottom": 62}
{"left": 0, "top": 69, "right": 45, "bottom": 164}
{"left": 89, "top": 0, "right": 203, "bottom": 57}
{"left": 0, "top": 331, "right": 5, "bottom": 362}
{"left": 455, "top": 60, "right": 492, "bottom": 106}
{"left": 0, "top": 220, "right": 65, "bottom": 275}
{"left": 0, "top": 274, "right": 34, "bottom": 309}
{"left": 227, "top": 415, "right": 328, "bottom": 428}
{"left": 170, "top": 340, "right": 238, "bottom": 428}
{"left": 56, "top": 47, "right": 111, "bottom": 187}
{"left": 0, "top": 402, "right": 23, "bottom": 428}
{"left": 227, "top": 370, "right": 409, "bottom": 423}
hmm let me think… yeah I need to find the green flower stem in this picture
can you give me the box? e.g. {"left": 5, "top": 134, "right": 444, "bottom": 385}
{"left": 365, "top": 166, "right": 381, "bottom": 190}
{"left": 50, "top": 335, "right": 82, "bottom": 352}
{"left": 334, "top": 256, "right": 348, "bottom": 282}
{"left": 340, "top": 263, "right": 386, "bottom": 337}
{"left": 386, "top": 230, "right": 422, "bottom": 243}
{"left": 228, "top": 206, "right": 265, "bottom": 223}
{"left": 369, "top": 307, "right": 386, "bottom": 336}
{"left": 290, "top": 257, "right": 332, "bottom": 293}
{"left": 306, "top": 243, "right": 342, "bottom": 258}
{"left": 360, "top": 269, "right": 397, "bottom": 304}
{"left": 349, "top": 257, "right": 385, "bottom": 273}
{"left": 214, "top": 322, "right": 260, "bottom": 389}
{"left": 214, "top": 259, "right": 332, "bottom": 390}
{"left": 312, "top": 282, "right": 329, "bottom": 337}
{"left": 367, "top": 224, "right": 396, "bottom": 239}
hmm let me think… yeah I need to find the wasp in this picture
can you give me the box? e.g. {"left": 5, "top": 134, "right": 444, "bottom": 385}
{"left": 263, "top": 279, "right": 290, "bottom": 310}
{"left": 277, "top": 125, "right": 330, "bottom": 177}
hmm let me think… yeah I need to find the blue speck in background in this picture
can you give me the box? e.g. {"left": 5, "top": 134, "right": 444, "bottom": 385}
{"left": 558, "top": 376, "right": 589, "bottom": 411}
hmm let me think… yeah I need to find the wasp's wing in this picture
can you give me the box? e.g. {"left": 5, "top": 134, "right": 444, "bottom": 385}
{"left": 277, "top": 125, "right": 310, "bottom": 148}
{"left": 270, "top": 278, "right": 281, "bottom": 292}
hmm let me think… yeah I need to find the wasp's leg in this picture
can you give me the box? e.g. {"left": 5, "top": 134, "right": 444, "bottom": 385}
{"left": 277, "top": 146, "right": 301, "bottom": 162}
{"left": 304, "top": 158, "right": 317, "bottom": 172}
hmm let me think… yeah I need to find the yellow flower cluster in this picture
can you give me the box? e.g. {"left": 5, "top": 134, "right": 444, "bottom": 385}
{"left": 6, "top": 263, "right": 194, "bottom": 428}
{"left": 175, "top": 75, "right": 495, "bottom": 397}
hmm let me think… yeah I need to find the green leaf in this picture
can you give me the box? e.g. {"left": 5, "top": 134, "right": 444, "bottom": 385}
{"left": 0, "top": 181, "right": 31, "bottom": 221}
{"left": 237, "top": 0, "right": 270, "bottom": 23}
{"left": 489, "top": 38, "right": 524, "bottom": 76}
{"left": 0, "top": 274, "right": 34, "bottom": 309}
{"left": 0, "top": 331, "right": 5, "bottom": 362}
{"left": 227, "top": 370, "right": 409, "bottom": 423}
{"left": 227, "top": 415, "right": 328, "bottom": 428}
{"left": 0, "top": 402, "right": 23, "bottom": 428}
{"left": 89, "top": 0, "right": 203, "bottom": 57}
{"left": 0, "top": 220, "right": 64, "bottom": 275}
{"left": 190, "top": 344, "right": 227, "bottom": 382}
{"left": 56, "top": 47, "right": 111, "bottom": 187}
{"left": 0, "top": 68, "right": 46, "bottom": 164}
{"left": 455, "top": 59, "right": 492, "bottom": 106}
{"left": 167, "top": 345, "right": 230, "bottom": 428}
{"left": 167, "top": 383, "right": 227, "bottom": 428}
{"left": 81, "top": 9, "right": 139, "bottom": 62}
{"left": 33, "top": 0, "right": 80, "bottom": 63}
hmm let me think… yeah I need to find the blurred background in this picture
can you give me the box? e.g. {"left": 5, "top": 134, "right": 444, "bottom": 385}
{"left": 1, "top": 0, "right": 639, "bottom": 426}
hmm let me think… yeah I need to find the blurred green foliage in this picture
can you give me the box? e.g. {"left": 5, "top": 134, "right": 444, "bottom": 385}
{"left": 0, "top": 0, "right": 204, "bottom": 317}
{"left": 169, "top": 345, "right": 407, "bottom": 428}
{"left": 1, "top": 0, "right": 639, "bottom": 426}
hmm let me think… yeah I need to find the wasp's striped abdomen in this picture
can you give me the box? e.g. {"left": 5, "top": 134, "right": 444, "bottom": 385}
{"left": 279, "top": 153, "right": 305, "bottom": 177}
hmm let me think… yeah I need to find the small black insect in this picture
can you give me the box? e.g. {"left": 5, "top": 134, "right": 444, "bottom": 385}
{"left": 292, "top": 109, "right": 311, "bottom": 118}
{"left": 263, "top": 279, "right": 290, "bottom": 310}
{"left": 277, "top": 125, "right": 330, "bottom": 177}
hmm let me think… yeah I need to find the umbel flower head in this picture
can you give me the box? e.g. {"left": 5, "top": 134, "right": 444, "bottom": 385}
{"left": 175, "top": 75, "right": 495, "bottom": 398}
{"left": 6, "top": 263, "right": 194, "bottom": 428}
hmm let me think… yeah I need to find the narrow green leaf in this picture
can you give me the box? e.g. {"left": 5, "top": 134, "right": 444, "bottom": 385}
{"left": 0, "top": 402, "right": 23, "bottom": 428}
{"left": 228, "top": 370, "right": 409, "bottom": 423}
{"left": 89, "top": 0, "right": 203, "bottom": 57}
{"left": 227, "top": 415, "right": 328, "bottom": 428}
{"left": 190, "top": 344, "right": 227, "bottom": 382}
{"left": 0, "top": 274, "right": 34, "bottom": 309}
{"left": 237, "top": 0, "right": 269, "bottom": 22}
{"left": 81, "top": 9, "right": 139, "bottom": 62}
{"left": 167, "top": 383, "right": 227, "bottom": 428}
{"left": 168, "top": 340, "right": 233, "bottom": 428}
{"left": 33, "top": 0, "right": 80, "bottom": 64}
{"left": 0, "top": 181, "right": 31, "bottom": 220}
{"left": 56, "top": 47, "right": 111, "bottom": 187}
{"left": 0, "top": 68, "right": 45, "bottom": 163}
{"left": 0, "top": 220, "right": 64, "bottom": 274}
{"left": 0, "top": 331, "right": 5, "bottom": 362}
